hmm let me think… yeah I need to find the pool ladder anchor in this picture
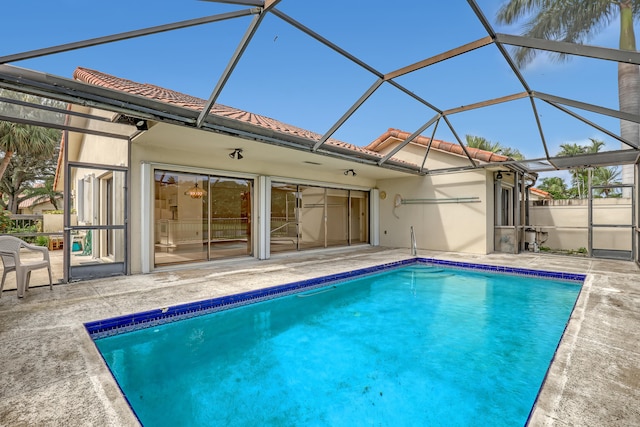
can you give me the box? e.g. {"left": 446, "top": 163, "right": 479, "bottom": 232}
{"left": 410, "top": 226, "right": 417, "bottom": 256}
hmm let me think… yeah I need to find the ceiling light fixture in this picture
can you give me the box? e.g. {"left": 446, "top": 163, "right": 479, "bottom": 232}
{"left": 184, "top": 182, "right": 207, "bottom": 199}
{"left": 344, "top": 169, "right": 356, "bottom": 176}
{"left": 134, "top": 119, "right": 148, "bottom": 131}
{"left": 229, "top": 148, "right": 243, "bottom": 160}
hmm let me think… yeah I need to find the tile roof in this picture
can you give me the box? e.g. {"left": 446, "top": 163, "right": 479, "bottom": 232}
{"left": 530, "top": 187, "right": 552, "bottom": 199}
{"left": 366, "top": 128, "right": 510, "bottom": 163}
{"left": 17, "top": 182, "right": 61, "bottom": 210}
{"left": 72, "top": 68, "right": 510, "bottom": 166}
{"left": 73, "top": 67, "right": 382, "bottom": 159}
{"left": 18, "top": 195, "right": 60, "bottom": 210}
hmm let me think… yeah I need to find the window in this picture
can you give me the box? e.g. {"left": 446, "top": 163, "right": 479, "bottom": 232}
{"left": 496, "top": 184, "right": 513, "bottom": 226}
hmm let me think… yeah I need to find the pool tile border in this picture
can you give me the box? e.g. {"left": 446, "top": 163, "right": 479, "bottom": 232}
{"left": 85, "top": 257, "right": 586, "bottom": 339}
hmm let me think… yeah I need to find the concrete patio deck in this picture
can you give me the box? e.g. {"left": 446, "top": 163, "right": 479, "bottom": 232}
{"left": 0, "top": 247, "right": 638, "bottom": 426}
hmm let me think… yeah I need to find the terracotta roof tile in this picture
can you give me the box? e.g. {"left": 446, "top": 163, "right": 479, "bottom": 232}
{"left": 530, "top": 187, "right": 552, "bottom": 199}
{"left": 73, "top": 67, "right": 382, "bottom": 158}
{"left": 365, "top": 128, "right": 510, "bottom": 163}
{"left": 72, "top": 68, "right": 511, "bottom": 167}
{"left": 18, "top": 183, "right": 61, "bottom": 209}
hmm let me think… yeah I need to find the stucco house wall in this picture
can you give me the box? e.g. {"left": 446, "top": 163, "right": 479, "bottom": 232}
{"left": 57, "top": 67, "right": 519, "bottom": 277}
{"left": 128, "top": 124, "right": 378, "bottom": 273}
{"left": 376, "top": 170, "right": 491, "bottom": 254}
{"left": 18, "top": 199, "right": 59, "bottom": 215}
{"left": 69, "top": 120, "right": 499, "bottom": 273}
{"left": 369, "top": 134, "right": 496, "bottom": 255}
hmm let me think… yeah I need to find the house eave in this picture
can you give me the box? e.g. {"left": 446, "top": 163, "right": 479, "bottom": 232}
{"left": 0, "top": 64, "right": 424, "bottom": 176}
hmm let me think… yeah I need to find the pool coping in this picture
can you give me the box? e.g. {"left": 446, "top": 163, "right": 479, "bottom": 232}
{"left": 85, "top": 257, "right": 586, "bottom": 339}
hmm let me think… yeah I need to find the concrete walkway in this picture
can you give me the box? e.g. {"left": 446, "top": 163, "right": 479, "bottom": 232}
{"left": 0, "top": 247, "right": 638, "bottom": 426}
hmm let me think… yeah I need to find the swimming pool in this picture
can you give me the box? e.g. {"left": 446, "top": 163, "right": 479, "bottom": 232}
{"left": 87, "top": 258, "right": 584, "bottom": 426}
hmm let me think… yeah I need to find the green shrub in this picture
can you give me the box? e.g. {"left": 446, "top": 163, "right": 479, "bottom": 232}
{"left": 35, "top": 235, "right": 49, "bottom": 247}
{"left": 0, "top": 210, "right": 12, "bottom": 233}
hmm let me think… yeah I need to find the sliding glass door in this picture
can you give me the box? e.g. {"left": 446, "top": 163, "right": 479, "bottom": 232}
{"left": 270, "top": 182, "right": 369, "bottom": 253}
{"left": 154, "top": 170, "right": 252, "bottom": 267}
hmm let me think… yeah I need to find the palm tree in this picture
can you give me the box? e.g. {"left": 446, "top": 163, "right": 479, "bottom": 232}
{"left": 496, "top": 1, "right": 639, "bottom": 187}
{"left": 556, "top": 139, "right": 614, "bottom": 198}
{"left": 558, "top": 142, "right": 587, "bottom": 198}
{"left": 593, "top": 166, "right": 622, "bottom": 197}
{"left": 465, "top": 135, "right": 503, "bottom": 153}
{"left": 586, "top": 138, "right": 606, "bottom": 154}
{"left": 538, "top": 176, "right": 570, "bottom": 199}
{"left": 465, "top": 135, "right": 525, "bottom": 160}
{"left": 0, "top": 122, "right": 59, "bottom": 182}
{"left": 24, "top": 177, "right": 63, "bottom": 210}
{"left": 498, "top": 146, "right": 525, "bottom": 160}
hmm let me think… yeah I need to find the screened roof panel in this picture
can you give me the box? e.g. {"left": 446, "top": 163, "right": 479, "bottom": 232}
{"left": 521, "top": 54, "right": 620, "bottom": 113}
{"left": 330, "top": 82, "right": 438, "bottom": 147}
{"left": 442, "top": 97, "right": 545, "bottom": 158}
{"left": 0, "top": 88, "right": 134, "bottom": 139}
{"left": 392, "top": 43, "right": 525, "bottom": 113}
{"left": 532, "top": 99, "right": 634, "bottom": 157}
{"left": 0, "top": 0, "right": 240, "bottom": 56}
{"left": 275, "top": 0, "right": 491, "bottom": 73}
{"left": 217, "top": 12, "right": 378, "bottom": 140}
{"left": 0, "top": 0, "right": 639, "bottom": 176}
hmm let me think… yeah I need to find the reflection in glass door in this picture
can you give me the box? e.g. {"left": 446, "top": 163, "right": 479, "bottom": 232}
{"left": 299, "top": 186, "right": 325, "bottom": 250}
{"left": 208, "top": 177, "right": 252, "bottom": 260}
{"left": 270, "top": 183, "right": 299, "bottom": 253}
{"left": 326, "top": 188, "right": 349, "bottom": 247}
{"left": 270, "top": 182, "right": 369, "bottom": 253}
{"left": 154, "top": 172, "right": 207, "bottom": 266}
{"left": 350, "top": 190, "right": 369, "bottom": 244}
{"left": 154, "top": 171, "right": 253, "bottom": 267}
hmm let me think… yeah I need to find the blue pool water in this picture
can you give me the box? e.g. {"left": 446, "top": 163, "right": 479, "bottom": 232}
{"left": 92, "top": 262, "right": 582, "bottom": 426}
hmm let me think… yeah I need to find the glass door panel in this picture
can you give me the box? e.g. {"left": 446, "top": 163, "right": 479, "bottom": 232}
{"left": 299, "top": 186, "right": 325, "bottom": 250}
{"left": 154, "top": 171, "right": 208, "bottom": 266}
{"left": 270, "top": 183, "right": 370, "bottom": 253}
{"left": 209, "top": 177, "right": 253, "bottom": 259}
{"left": 350, "top": 190, "right": 369, "bottom": 244}
{"left": 270, "top": 182, "right": 299, "bottom": 253}
{"left": 326, "top": 189, "right": 349, "bottom": 247}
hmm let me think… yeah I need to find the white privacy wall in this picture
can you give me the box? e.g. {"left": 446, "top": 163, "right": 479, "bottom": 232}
{"left": 529, "top": 199, "right": 633, "bottom": 251}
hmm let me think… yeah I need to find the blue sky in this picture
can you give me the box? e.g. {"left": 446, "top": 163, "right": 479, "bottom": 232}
{"left": 1, "top": 0, "right": 634, "bottom": 178}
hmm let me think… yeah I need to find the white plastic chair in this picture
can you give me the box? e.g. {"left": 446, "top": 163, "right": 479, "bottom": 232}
{"left": 0, "top": 235, "right": 53, "bottom": 298}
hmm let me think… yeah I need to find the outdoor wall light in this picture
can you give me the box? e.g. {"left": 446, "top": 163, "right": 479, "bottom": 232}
{"left": 134, "top": 119, "right": 148, "bottom": 131}
{"left": 495, "top": 170, "right": 511, "bottom": 180}
{"left": 344, "top": 169, "right": 356, "bottom": 176}
{"left": 229, "top": 148, "right": 243, "bottom": 160}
